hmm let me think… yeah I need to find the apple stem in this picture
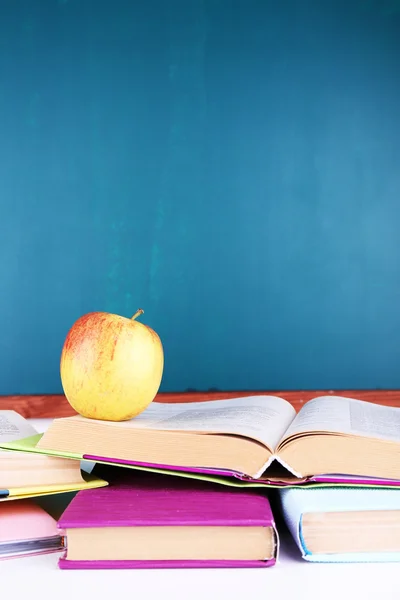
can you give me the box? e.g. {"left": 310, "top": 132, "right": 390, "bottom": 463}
{"left": 131, "top": 308, "right": 144, "bottom": 321}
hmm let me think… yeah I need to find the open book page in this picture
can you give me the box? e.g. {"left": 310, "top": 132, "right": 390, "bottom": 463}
{"left": 0, "top": 411, "right": 37, "bottom": 444}
{"left": 280, "top": 396, "right": 400, "bottom": 444}
{"left": 0, "top": 411, "right": 38, "bottom": 459}
{"left": 73, "top": 396, "right": 296, "bottom": 451}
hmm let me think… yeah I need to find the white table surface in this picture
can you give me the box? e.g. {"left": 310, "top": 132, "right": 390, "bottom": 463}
{"left": 1, "top": 418, "right": 398, "bottom": 600}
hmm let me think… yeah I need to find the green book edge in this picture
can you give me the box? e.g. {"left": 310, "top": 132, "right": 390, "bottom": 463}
{"left": 2, "top": 434, "right": 82, "bottom": 459}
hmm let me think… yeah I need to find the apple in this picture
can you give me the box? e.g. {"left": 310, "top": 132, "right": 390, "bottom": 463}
{"left": 60, "top": 309, "right": 164, "bottom": 421}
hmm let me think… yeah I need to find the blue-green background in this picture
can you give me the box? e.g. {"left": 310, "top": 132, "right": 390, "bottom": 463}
{"left": 1, "top": 0, "right": 400, "bottom": 394}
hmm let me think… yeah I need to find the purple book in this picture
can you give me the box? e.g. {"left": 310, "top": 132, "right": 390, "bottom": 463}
{"left": 58, "top": 469, "right": 278, "bottom": 569}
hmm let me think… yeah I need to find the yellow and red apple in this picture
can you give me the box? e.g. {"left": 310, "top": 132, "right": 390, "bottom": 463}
{"left": 60, "top": 309, "right": 164, "bottom": 421}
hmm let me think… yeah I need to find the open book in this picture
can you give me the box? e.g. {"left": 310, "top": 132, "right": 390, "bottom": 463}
{"left": 5, "top": 395, "right": 400, "bottom": 486}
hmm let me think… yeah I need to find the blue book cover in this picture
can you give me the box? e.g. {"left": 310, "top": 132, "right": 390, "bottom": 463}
{"left": 279, "top": 486, "right": 400, "bottom": 562}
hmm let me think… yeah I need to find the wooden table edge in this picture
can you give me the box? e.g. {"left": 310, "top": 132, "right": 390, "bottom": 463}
{"left": 1, "top": 390, "right": 400, "bottom": 418}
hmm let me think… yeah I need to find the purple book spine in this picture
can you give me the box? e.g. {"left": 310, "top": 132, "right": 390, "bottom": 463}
{"left": 83, "top": 454, "right": 400, "bottom": 488}
{"left": 58, "top": 558, "right": 276, "bottom": 570}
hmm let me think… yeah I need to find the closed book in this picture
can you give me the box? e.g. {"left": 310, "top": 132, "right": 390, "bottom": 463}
{"left": 279, "top": 486, "right": 400, "bottom": 562}
{"left": 0, "top": 499, "right": 63, "bottom": 560}
{"left": 58, "top": 469, "right": 278, "bottom": 569}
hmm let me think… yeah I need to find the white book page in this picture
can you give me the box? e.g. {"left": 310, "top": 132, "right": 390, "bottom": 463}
{"left": 72, "top": 396, "right": 296, "bottom": 451}
{"left": 0, "top": 411, "right": 38, "bottom": 457}
{"left": 280, "top": 396, "right": 400, "bottom": 444}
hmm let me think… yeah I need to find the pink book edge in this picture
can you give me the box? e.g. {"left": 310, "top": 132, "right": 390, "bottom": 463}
{"left": 0, "top": 500, "right": 59, "bottom": 543}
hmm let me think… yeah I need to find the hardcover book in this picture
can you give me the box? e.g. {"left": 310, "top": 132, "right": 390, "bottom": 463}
{"left": 3, "top": 396, "right": 400, "bottom": 488}
{"left": 58, "top": 468, "right": 278, "bottom": 569}
{"left": 279, "top": 486, "right": 400, "bottom": 562}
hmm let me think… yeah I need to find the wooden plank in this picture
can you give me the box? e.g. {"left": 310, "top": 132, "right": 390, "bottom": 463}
{"left": 1, "top": 390, "right": 400, "bottom": 418}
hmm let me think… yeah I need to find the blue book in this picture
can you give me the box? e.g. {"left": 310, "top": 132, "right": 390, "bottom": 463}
{"left": 279, "top": 486, "right": 400, "bottom": 562}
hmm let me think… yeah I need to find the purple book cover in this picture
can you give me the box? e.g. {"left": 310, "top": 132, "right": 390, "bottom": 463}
{"left": 82, "top": 453, "right": 400, "bottom": 488}
{"left": 58, "top": 469, "right": 277, "bottom": 569}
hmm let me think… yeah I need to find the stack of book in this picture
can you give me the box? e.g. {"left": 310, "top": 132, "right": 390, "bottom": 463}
{"left": 0, "top": 410, "right": 107, "bottom": 560}
{"left": 2, "top": 394, "right": 400, "bottom": 566}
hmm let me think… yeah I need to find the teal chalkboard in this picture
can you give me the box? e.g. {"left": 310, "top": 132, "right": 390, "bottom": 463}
{"left": 1, "top": 0, "right": 400, "bottom": 394}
